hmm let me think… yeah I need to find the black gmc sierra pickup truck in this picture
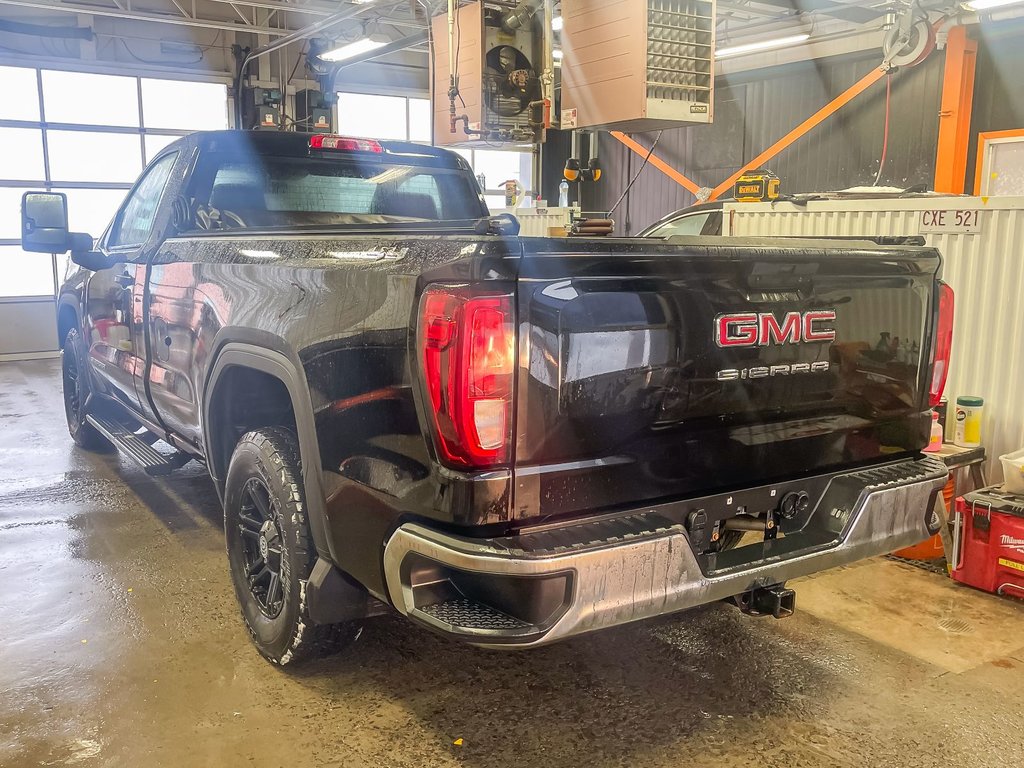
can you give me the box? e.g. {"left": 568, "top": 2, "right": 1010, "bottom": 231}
{"left": 20, "top": 130, "right": 953, "bottom": 665}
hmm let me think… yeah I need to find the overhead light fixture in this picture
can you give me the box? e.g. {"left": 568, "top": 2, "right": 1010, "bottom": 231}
{"left": 964, "top": 0, "right": 1024, "bottom": 10}
{"left": 552, "top": 16, "right": 563, "bottom": 31}
{"left": 552, "top": 48, "right": 564, "bottom": 60}
{"left": 160, "top": 40, "right": 202, "bottom": 56}
{"left": 716, "top": 33, "right": 810, "bottom": 59}
{"left": 318, "top": 35, "right": 388, "bottom": 63}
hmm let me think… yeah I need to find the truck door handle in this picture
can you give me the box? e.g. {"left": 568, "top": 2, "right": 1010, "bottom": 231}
{"left": 114, "top": 272, "right": 134, "bottom": 288}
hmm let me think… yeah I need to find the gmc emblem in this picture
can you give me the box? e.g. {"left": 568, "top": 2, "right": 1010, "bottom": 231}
{"left": 715, "top": 310, "right": 837, "bottom": 348}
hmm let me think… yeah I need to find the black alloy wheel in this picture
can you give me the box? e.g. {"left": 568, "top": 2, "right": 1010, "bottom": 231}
{"left": 237, "top": 477, "right": 286, "bottom": 618}
{"left": 224, "top": 427, "right": 360, "bottom": 664}
{"left": 61, "top": 328, "right": 112, "bottom": 451}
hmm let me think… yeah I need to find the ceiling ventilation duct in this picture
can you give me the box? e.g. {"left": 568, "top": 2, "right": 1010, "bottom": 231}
{"left": 560, "top": 0, "right": 716, "bottom": 130}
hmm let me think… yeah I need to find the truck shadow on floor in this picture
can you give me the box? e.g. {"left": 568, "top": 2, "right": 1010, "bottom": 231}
{"left": 289, "top": 607, "right": 839, "bottom": 767}
{"left": 78, "top": 442, "right": 842, "bottom": 766}
{"left": 109, "top": 456, "right": 224, "bottom": 534}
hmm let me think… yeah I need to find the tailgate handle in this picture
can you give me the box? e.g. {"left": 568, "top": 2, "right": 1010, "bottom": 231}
{"left": 746, "top": 263, "right": 818, "bottom": 291}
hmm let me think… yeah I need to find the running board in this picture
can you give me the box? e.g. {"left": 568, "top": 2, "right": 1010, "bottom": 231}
{"left": 86, "top": 414, "right": 192, "bottom": 476}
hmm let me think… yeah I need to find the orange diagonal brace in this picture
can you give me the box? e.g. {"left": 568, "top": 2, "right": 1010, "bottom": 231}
{"left": 610, "top": 131, "right": 700, "bottom": 195}
{"left": 710, "top": 66, "right": 888, "bottom": 201}
{"left": 934, "top": 26, "right": 977, "bottom": 194}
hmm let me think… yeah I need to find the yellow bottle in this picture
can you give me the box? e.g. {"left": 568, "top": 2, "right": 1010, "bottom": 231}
{"left": 954, "top": 396, "right": 984, "bottom": 448}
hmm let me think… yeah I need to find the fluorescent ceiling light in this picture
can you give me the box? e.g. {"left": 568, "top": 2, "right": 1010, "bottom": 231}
{"left": 318, "top": 37, "right": 388, "bottom": 62}
{"left": 552, "top": 48, "right": 563, "bottom": 60}
{"left": 964, "top": 0, "right": 1024, "bottom": 10}
{"left": 552, "top": 16, "right": 563, "bottom": 31}
{"left": 716, "top": 33, "right": 810, "bottom": 59}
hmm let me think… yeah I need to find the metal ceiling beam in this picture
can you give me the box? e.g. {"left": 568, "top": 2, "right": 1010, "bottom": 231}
{"left": 205, "top": 0, "right": 426, "bottom": 26}
{"left": 0, "top": 0, "right": 293, "bottom": 35}
{"left": 739, "top": 0, "right": 883, "bottom": 25}
{"left": 0, "top": 0, "right": 426, "bottom": 33}
{"left": 330, "top": 28, "right": 427, "bottom": 69}
{"left": 238, "top": 0, "right": 394, "bottom": 70}
{"left": 234, "top": 0, "right": 393, "bottom": 122}
{"left": 205, "top": 0, "right": 338, "bottom": 16}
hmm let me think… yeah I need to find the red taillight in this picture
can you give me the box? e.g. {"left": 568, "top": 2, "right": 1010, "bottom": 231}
{"left": 418, "top": 287, "right": 515, "bottom": 468}
{"left": 309, "top": 134, "right": 383, "bottom": 153}
{"left": 929, "top": 281, "right": 954, "bottom": 407}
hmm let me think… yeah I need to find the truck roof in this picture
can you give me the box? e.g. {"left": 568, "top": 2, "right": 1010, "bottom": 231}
{"left": 156, "top": 130, "right": 471, "bottom": 169}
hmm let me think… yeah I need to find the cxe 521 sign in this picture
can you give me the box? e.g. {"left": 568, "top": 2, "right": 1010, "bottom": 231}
{"left": 715, "top": 310, "right": 837, "bottom": 348}
{"left": 919, "top": 208, "right": 981, "bottom": 234}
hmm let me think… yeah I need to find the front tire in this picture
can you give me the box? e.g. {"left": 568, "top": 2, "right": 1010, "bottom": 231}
{"left": 224, "top": 427, "right": 359, "bottom": 665}
{"left": 61, "top": 328, "right": 112, "bottom": 451}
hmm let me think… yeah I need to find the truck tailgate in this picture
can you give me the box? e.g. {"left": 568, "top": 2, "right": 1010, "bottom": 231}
{"left": 513, "top": 238, "right": 941, "bottom": 522}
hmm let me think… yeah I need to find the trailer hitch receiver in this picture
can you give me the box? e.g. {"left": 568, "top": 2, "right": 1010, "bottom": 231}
{"left": 735, "top": 584, "right": 796, "bottom": 619}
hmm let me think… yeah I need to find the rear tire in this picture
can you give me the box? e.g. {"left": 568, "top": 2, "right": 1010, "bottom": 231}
{"left": 719, "top": 530, "right": 745, "bottom": 551}
{"left": 224, "top": 427, "right": 360, "bottom": 665}
{"left": 61, "top": 328, "right": 113, "bottom": 452}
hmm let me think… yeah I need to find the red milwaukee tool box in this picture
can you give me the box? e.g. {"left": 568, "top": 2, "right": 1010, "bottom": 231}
{"left": 951, "top": 487, "right": 1024, "bottom": 599}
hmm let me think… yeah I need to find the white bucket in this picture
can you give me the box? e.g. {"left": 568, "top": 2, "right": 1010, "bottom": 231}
{"left": 1000, "top": 448, "right": 1024, "bottom": 494}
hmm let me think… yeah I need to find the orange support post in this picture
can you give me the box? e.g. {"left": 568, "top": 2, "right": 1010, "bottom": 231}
{"left": 710, "top": 66, "right": 887, "bottom": 200}
{"left": 609, "top": 131, "right": 701, "bottom": 195}
{"left": 934, "top": 26, "right": 978, "bottom": 194}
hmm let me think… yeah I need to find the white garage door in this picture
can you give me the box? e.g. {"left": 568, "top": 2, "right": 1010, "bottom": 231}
{"left": 0, "top": 65, "right": 227, "bottom": 359}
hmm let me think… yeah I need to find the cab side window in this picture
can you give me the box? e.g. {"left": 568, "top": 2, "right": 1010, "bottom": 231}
{"left": 372, "top": 172, "right": 444, "bottom": 220}
{"left": 653, "top": 212, "right": 710, "bottom": 237}
{"left": 109, "top": 152, "right": 178, "bottom": 248}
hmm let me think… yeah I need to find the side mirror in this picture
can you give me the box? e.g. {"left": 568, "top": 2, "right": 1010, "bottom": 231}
{"left": 22, "top": 192, "right": 71, "bottom": 253}
{"left": 71, "top": 250, "right": 111, "bottom": 271}
{"left": 474, "top": 213, "right": 521, "bottom": 236}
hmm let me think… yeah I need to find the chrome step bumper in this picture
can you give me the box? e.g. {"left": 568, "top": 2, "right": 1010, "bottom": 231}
{"left": 383, "top": 457, "right": 947, "bottom": 649}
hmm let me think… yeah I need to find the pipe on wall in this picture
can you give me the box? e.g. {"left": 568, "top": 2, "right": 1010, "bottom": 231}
{"left": 233, "top": 0, "right": 392, "bottom": 126}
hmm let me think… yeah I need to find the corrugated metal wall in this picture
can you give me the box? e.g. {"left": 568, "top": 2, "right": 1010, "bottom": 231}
{"left": 728, "top": 196, "right": 1024, "bottom": 481}
{"left": 584, "top": 51, "right": 945, "bottom": 233}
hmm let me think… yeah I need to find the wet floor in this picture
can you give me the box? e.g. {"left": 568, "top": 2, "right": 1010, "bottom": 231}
{"left": 2, "top": 358, "right": 1023, "bottom": 768}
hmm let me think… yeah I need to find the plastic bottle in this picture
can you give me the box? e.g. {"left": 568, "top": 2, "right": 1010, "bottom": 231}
{"left": 558, "top": 180, "right": 569, "bottom": 208}
{"left": 924, "top": 410, "right": 943, "bottom": 452}
{"left": 954, "top": 396, "right": 984, "bottom": 448}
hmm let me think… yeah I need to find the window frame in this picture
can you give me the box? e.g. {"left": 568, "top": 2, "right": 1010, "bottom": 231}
{"left": 0, "top": 64, "right": 228, "bottom": 299}
{"left": 334, "top": 90, "right": 536, "bottom": 207}
{"left": 182, "top": 149, "right": 487, "bottom": 230}
{"left": 650, "top": 212, "right": 710, "bottom": 238}
{"left": 459, "top": 149, "right": 536, "bottom": 205}
{"left": 335, "top": 92, "right": 431, "bottom": 144}
{"left": 645, "top": 209, "right": 722, "bottom": 238}
{"left": 106, "top": 151, "right": 180, "bottom": 251}
{"left": 975, "top": 129, "right": 1024, "bottom": 196}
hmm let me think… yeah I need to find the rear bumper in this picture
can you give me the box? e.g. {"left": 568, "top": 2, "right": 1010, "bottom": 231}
{"left": 383, "top": 456, "right": 947, "bottom": 648}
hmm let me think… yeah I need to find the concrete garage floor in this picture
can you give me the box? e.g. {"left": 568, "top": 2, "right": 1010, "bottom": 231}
{"left": 2, "top": 360, "right": 1023, "bottom": 768}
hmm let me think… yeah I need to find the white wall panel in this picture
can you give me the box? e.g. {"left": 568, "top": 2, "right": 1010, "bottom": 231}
{"left": 0, "top": 298, "right": 58, "bottom": 358}
{"left": 726, "top": 196, "right": 1024, "bottom": 481}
